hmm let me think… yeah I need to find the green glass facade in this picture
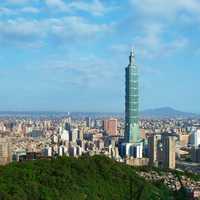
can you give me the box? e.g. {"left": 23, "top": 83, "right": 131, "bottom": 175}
{"left": 125, "top": 49, "right": 140, "bottom": 143}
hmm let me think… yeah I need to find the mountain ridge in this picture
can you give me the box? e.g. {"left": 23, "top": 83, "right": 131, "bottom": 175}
{"left": 141, "top": 107, "right": 198, "bottom": 118}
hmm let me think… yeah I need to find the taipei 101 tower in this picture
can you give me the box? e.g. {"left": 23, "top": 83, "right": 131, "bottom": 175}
{"left": 121, "top": 49, "right": 143, "bottom": 158}
{"left": 125, "top": 49, "right": 140, "bottom": 143}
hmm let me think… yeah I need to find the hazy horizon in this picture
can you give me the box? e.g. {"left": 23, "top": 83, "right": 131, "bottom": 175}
{"left": 0, "top": 106, "right": 198, "bottom": 114}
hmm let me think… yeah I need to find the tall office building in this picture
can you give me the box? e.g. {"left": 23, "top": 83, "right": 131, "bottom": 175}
{"left": 120, "top": 49, "right": 143, "bottom": 159}
{"left": 125, "top": 49, "right": 140, "bottom": 143}
{"left": 162, "top": 135, "right": 176, "bottom": 169}
{"left": 148, "top": 134, "right": 162, "bottom": 167}
{"left": 103, "top": 118, "right": 118, "bottom": 136}
{"left": 190, "top": 129, "right": 200, "bottom": 147}
{"left": 0, "top": 138, "right": 12, "bottom": 165}
{"left": 70, "top": 128, "right": 78, "bottom": 143}
{"left": 85, "top": 117, "right": 92, "bottom": 128}
{"left": 191, "top": 147, "right": 200, "bottom": 162}
{"left": 147, "top": 134, "right": 177, "bottom": 169}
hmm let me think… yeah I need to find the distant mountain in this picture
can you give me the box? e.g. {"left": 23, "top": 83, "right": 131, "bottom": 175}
{"left": 141, "top": 107, "right": 198, "bottom": 118}
{"left": 0, "top": 108, "right": 198, "bottom": 119}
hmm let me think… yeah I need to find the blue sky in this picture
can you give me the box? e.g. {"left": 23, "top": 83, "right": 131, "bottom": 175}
{"left": 0, "top": 0, "right": 200, "bottom": 112}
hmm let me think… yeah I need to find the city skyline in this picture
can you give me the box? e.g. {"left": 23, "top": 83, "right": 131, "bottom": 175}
{"left": 0, "top": 0, "right": 200, "bottom": 112}
{"left": 0, "top": 1, "right": 200, "bottom": 197}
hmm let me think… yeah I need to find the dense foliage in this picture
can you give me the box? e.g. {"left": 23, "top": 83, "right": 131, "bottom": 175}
{"left": 0, "top": 156, "right": 175, "bottom": 200}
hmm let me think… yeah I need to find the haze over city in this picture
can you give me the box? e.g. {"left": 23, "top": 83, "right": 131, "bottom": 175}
{"left": 0, "top": 0, "right": 200, "bottom": 112}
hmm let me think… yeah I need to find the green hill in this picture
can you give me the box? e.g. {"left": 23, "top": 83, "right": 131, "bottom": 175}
{"left": 0, "top": 156, "right": 174, "bottom": 200}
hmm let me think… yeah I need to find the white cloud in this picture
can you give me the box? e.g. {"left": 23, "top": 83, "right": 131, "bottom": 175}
{"left": 20, "top": 7, "right": 40, "bottom": 13}
{"left": 130, "top": 0, "right": 200, "bottom": 19}
{"left": 45, "top": 0, "right": 68, "bottom": 11}
{"left": 67, "top": 0, "right": 107, "bottom": 16}
{"left": 111, "top": 21, "right": 188, "bottom": 59}
{"left": 0, "top": 18, "right": 44, "bottom": 47}
{"left": 0, "top": 7, "right": 15, "bottom": 15}
{"left": 50, "top": 16, "right": 111, "bottom": 40}
{"left": 0, "top": 19, "right": 42, "bottom": 37}
{"left": 0, "top": 16, "right": 112, "bottom": 47}
{"left": 34, "top": 54, "right": 118, "bottom": 88}
{"left": 0, "top": 6, "right": 40, "bottom": 15}
{"left": 6, "top": 0, "right": 29, "bottom": 4}
{"left": 133, "top": 33, "right": 188, "bottom": 59}
{"left": 125, "top": 1, "right": 193, "bottom": 58}
{"left": 44, "top": 0, "right": 114, "bottom": 16}
{"left": 4, "top": 0, "right": 114, "bottom": 16}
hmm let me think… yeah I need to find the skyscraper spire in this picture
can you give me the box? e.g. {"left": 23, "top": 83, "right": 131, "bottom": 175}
{"left": 131, "top": 47, "right": 134, "bottom": 56}
{"left": 129, "top": 48, "right": 135, "bottom": 65}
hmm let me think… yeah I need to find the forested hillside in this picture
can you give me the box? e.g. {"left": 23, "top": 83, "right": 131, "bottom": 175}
{"left": 0, "top": 156, "right": 176, "bottom": 200}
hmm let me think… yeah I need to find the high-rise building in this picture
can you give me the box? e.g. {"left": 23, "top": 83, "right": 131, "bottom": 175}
{"left": 162, "top": 135, "right": 176, "bottom": 169}
{"left": 0, "top": 138, "right": 12, "bottom": 165}
{"left": 78, "top": 128, "right": 84, "bottom": 140}
{"left": 125, "top": 49, "right": 140, "bottom": 143}
{"left": 60, "top": 129, "right": 69, "bottom": 142}
{"left": 148, "top": 134, "right": 177, "bottom": 169}
{"left": 85, "top": 117, "right": 91, "bottom": 128}
{"left": 70, "top": 128, "right": 78, "bottom": 143}
{"left": 191, "top": 147, "right": 200, "bottom": 162}
{"left": 120, "top": 49, "right": 143, "bottom": 159}
{"left": 64, "top": 122, "right": 71, "bottom": 131}
{"left": 95, "top": 119, "right": 103, "bottom": 128}
{"left": 103, "top": 118, "right": 118, "bottom": 136}
{"left": 148, "top": 134, "right": 162, "bottom": 167}
{"left": 179, "top": 133, "right": 190, "bottom": 146}
{"left": 190, "top": 129, "right": 200, "bottom": 147}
